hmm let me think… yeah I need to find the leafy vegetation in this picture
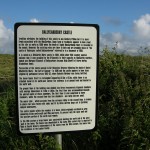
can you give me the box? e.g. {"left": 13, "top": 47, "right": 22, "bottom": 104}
{"left": 0, "top": 50, "right": 150, "bottom": 150}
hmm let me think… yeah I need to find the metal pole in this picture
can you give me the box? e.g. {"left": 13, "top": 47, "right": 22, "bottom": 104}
{"left": 54, "top": 134, "right": 62, "bottom": 150}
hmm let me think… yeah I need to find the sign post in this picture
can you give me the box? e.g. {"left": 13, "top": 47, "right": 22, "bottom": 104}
{"left": 55, "top": 134, "right": 62, "bottom": 149}
{"left": 15, "top": 23, "right": 99, "bottom": 136}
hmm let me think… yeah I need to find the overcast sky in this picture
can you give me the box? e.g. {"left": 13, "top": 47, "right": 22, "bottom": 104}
{"left": 0, "top": 0, "right": 150, "bottom": 55}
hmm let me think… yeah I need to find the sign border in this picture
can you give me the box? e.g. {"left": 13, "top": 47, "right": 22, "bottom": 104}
{"left": 14, "top": 22, "right": 99, "bottom": 134}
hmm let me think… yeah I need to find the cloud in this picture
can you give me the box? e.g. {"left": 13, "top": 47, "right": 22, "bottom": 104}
{"left": 100, "top": 32, "right": 145, "bottom": 55}
{"left": 103, "top": 16, "right": 123, "bottom": 26}
{"left": 1, "top": 14, "right": 150, "bottom": 55}
{"left": 100, "top": 14, "right": 150, "bottom": 55}
{"left": 133, "top": 14, "right": 150, "bottom": 40}
{"left": 30, "top": 18, "right": 40, "bottom": 23}
{"left": 0, "top": 19, "right": 14, "bottom": 54}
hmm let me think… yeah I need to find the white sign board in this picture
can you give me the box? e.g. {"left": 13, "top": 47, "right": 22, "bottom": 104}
{"left": 15, "top": 23, "right": 99, "bottom": 134}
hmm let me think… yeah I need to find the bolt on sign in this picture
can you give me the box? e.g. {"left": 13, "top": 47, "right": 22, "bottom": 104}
{"left": 15, "top": 23, "right": 99, "bottom": 134}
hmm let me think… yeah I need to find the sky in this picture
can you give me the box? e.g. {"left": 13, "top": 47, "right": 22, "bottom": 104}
{"left": 0, "top": 0, "right": 150, "bottom": 55}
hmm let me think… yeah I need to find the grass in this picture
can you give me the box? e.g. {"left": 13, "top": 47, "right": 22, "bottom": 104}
{"left": 0, "top": 50, "right": 150, "bottom": 150}
{"left": 0, "top": 54, "right": 14, "bottom": 93}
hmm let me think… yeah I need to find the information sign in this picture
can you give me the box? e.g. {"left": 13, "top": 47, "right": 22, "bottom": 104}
{"left": 15, "top": 23, "right": 99, "bottom": 134}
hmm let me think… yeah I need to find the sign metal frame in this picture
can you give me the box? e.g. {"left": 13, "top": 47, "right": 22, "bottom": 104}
{"left": 15, "top": 23, "right": 99, "bottom": 134}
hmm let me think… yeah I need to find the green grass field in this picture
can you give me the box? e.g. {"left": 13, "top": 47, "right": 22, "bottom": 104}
{"left": 0, "top": 51, "right": 150, "bottom": 150}
{"left": 0, "top": 54, "right": 14, "bottom": 92}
